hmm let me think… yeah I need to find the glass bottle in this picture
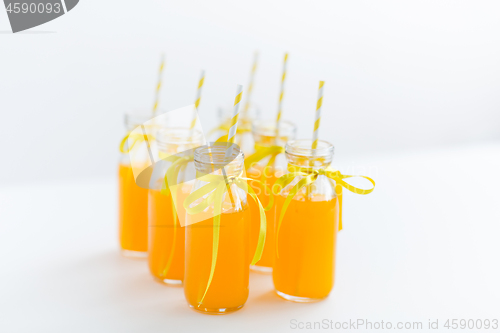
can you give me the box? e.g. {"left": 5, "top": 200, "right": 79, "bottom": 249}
{"left": 246, "top": 120, "right": 297, "bottom": 273}
{"left": 148, "top": 128, "right": 204, "bottom": 285}
{"left": 118, "top": 112, "right": 154, "bottom": 258}
{"left": 184, "top": 144, "right": 251, "bottom": 314}
{"left": 273, "top": 139, "right": 339, "bottom": 302}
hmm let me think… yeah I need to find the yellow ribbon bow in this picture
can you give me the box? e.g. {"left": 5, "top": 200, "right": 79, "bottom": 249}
{"left": 183, "top": 171, "right": 272, "bottom": 304}
{"left": 119, "top": 132, "right": 155, "bottom": 153}
{"left": 274, "top": 165, "right": 376, "bottom": 258}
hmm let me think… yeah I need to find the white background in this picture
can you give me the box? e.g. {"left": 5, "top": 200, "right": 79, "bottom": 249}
{"left": 1, "top": 0, "right": 500, "bottom": 185}
{"left": 1, "top": 1, "right": 500, "bottom": 332}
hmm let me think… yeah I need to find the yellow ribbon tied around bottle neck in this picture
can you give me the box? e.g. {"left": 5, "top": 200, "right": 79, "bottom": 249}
{"left": 244, "top": 144, "right": 284, "bottom": 170}
{"left": 274, "top": 165, "right": 376, "bottom": 258}
{"left": 183, "top": 170, "right": 272, "bottom": 304}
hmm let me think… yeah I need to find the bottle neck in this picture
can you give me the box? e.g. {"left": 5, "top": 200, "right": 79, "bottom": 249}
{"left": 285, "top": 139, "right": 334, "bottom": 169}
{"left": 252, "top": 120, "right": 297, "bottom": 147}
{"left": 157, "top": 128, "right": 204, "bottom": 155}
{"left": 194, "top": 144, "right": 245, "bottom": 177}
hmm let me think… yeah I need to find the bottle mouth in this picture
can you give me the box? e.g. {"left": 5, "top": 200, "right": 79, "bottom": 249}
{"left": 285, "top": 139, "right": 334, "bottom": 158}
{"left": 194, "top": 144, "right": 244, "bottom": 177}
{"left": 156, "top": 128, "right": 205, "bottom": 154}
{"left": 194, "top": 143, "right": 243, "bottom": 165}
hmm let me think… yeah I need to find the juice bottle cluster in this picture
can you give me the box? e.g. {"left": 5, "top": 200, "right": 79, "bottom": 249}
{"left": 118, "top": 114, "right": 367, "bottom": 314}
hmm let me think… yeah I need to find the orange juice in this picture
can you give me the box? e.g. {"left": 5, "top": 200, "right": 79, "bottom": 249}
{"left": 184, "top": 208, "right": 251, "bottom": 313}
{"left": 247, "top": 164, "right": 282, "bottom": 271}
{"left": 246, "top": 120, "right": 297, "bottom": 272}
{"left": 184, "top": 144, "right": 251, "bottom": 314}
{"left": 273, "top": 193, "right": 339, "bottom": 301}
{"left": 118, "top": 164, "right": 149, "bottom": 256}
{"left": 148, "top": 190, "right": 183, "bottom": 284}
{"left": 148, "top": 183, "right": 192, "bottom": 284}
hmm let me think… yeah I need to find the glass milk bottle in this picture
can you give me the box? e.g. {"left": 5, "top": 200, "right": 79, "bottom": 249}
{"left": 184, "top": 144, "right": 251, "bottom": 314}
{"left": 148, "top": 128, "right": 204, "bottom": 285}
{"left": 246, "top": 120, "right": 296, "bottom": 273}
{"left": 118, "top": 113, "right": 154, "bottom": 258}
{"left": 273, "top": 140, "right": 339, "bottom": 302}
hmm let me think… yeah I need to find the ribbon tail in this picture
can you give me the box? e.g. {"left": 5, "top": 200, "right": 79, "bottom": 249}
{"left": 335, "top": 184, "right": 343, "bottom": 231}
{"left": 199, "top": 183, "right": 225, "bottom": 304}
{"left": 330, "top": 171, "right": 376, "bottom": 195}
{"left": 259, "top": 153, "right": 278, "bottom": 184}
{"left": 119, "top": 133, "right": 131, "bottom": 153}
{"left": 160, "top": 156, "right": 191, "bottom": 277}
{"left": 249, "top": 190, "right": 266, "bottom": 265}
{"left": 237, "top": 180, "right": 267, "bottom": 265}
{"left": 242, "top": 177, "right": 274, "bottom": 211}
{"left": 215, "top": 134, "right": 228, "bottom": 143}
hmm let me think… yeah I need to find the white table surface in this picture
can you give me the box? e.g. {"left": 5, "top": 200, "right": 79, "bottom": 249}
{"left": 2, "top": 142, "right": 500, "bottom": 333}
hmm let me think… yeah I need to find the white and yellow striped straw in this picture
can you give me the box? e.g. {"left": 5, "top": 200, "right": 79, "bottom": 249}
{"left": 311, "top": 81, "right": 324, "bottom": 149}
{"left": 190, "top": 70, "right": 205, "bottom": 130}
{"left": 225, "top": 84, "right": 243, "bottom": 159}
{"left": 276, "top": 53, "right": 288, "bottom": 126}
{"left": 242, "top": 52, "right": 258, "bottom": 117}
{"left": 221, "top": 84, "right": 242, "bottom": 205}
{"left": 152, "top": 53, "right": 165, "bottom": 114}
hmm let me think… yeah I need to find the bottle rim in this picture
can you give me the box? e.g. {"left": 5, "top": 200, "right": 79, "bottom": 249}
{"left": 285, "top": 139, "right": 334, "bottom": 158}
{"left": 194, "top": 144, "right": 244, "bottom": 165}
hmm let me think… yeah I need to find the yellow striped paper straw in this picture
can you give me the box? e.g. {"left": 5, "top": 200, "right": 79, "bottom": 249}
{"left": 276, "top": 53, "right": 288, "bottom": 126}
{"left": 311, "top": 81, "right": 324, "bottom": 149}
{"left": 152, "top": 53, "right": 165, "bottom": 114}
{"left": 222, "top": 84, "right": 242, "bottom": 205}
{"left": 225, "top": 84, "right": 243, "bottom": 159}
{"left": 190, "top": 70, "right": 205, "bottom": 130}
{"left": 242, "top": 52, "right": 258, "bottom": 117}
